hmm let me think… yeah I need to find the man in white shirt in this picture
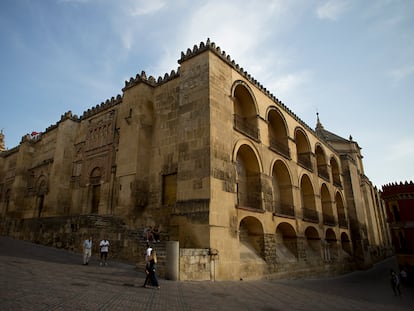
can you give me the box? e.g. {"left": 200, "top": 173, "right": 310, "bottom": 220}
{"left": 83, "top": 236, "right": 92, "bottom": 265}
{"left": 99, "top": 238, "right": 110, "bottom": 266}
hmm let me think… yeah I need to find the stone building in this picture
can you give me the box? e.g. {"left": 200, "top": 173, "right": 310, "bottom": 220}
{"left": 381, "top": 181, "right": 414, "bottom": 279}
{"left": 0, "top": 129, "right": 5, "bottom": 152}
{"left": 0, "top": 39, "right": 392, "bottom": 281}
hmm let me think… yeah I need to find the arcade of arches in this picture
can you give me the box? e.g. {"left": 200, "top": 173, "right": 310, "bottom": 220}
{"left": 0, "top": 39, "right": 391, "bottom": 281}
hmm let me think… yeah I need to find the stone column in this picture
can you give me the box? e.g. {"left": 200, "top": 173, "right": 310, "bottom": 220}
{"left": 165, "top": 241, "right": 179, "bottom": 280}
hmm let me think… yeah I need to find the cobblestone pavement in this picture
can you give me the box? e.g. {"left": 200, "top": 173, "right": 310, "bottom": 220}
{"left": 1, "top": 236, "right": 413, "bottom": 311}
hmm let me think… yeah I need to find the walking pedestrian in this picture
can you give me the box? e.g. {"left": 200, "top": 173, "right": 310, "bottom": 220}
{"left": 148, "top": 250, "right": 160, "bottom": 289}
{"left": 142, "top": 242, "right": 152, "bottom": 287}
{"left": 83, "top": 236, "right": 92, "bottom": 265}
{"left": 99, "top": 237, "right": 110, "bottom": 266}
{"left": 400, "top": 268, "right": 408, "bottom": 285}
{"left": 390, "top": 269, "right": 402, "bottom": 296}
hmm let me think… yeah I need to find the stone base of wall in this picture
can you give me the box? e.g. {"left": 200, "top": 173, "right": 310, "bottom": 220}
{"left": 0, "top": 215, "right": 171, "bottom": 277}
{"left": 0, "top": 216, "right": 388, "bottom": 281}
{"left": 1, "top": 216, "right": 142, "bottom": 262}
{"left": 179, "top": 248, "right": 211, "bottom": 281}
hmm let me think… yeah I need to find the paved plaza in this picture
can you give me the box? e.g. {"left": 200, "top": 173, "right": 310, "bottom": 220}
{"left": 0, "top": 236, "right": 413, "bottom": 311}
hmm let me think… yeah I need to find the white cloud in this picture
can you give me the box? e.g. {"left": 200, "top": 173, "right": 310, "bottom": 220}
{"left": 316, "top": 0, "right": 350, "bottom": 21}
{"left": 168, "top": 1, "right": 302, "bottom": 74}
{"left": 107, "top": 0, "right": 307, "bottom": 79}
{"left": 129, "top": 0, "right": 167, "bottom": 16}
{"left": 269, "top": 71, "right": 311, "bottom": 95}
{"left": 389, "top": 65, "right": 414, "bottom": 85}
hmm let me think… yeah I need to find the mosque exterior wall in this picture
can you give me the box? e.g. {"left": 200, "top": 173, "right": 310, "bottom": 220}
{"left": 0, "top": 40, "right": 393, "bottom": 280}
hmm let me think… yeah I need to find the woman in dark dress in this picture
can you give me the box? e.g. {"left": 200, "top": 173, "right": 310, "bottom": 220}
{"left": 148, "top": 250, "right": 160, "bottom": 289}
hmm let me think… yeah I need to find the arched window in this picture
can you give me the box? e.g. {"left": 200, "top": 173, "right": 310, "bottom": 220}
{"left": 233, "top": 82, "right": 260, "bottom": 141}
{"left": 315, "top": 145, "right": 329, "bottom": 180}
{"left": 321, "top": 184, "right": 335, "bottom": 226}
{"left": 236, "top": 145, "right": 262, "bottom": 210}
{"left": 89, "top": 167, "right": 101, "bottom": 214}
{"left": 301, "top": 175, "right": 318, "bottom": 222}
{"left": 267, "top": 108, "right": 289, "bottom": 158}
{"left": 335, "top": 192, "right": 348, "bottom": 228}
{"left": 295, "top": 129, "right": 312, "bottom": 171}
{"left": 272, "top": 160, "right": 294, "bottom": 217}
{"left": 330, "top": 157, "right": 342, "bottom": 187}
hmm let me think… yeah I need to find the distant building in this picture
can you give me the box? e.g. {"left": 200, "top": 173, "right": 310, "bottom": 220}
{"left": 0, "top": 129, "right": 5, "bottom": 152}
{"left": 0, "top": 39, "right": 392, "bottom": 280}
{"left": 381, "top": 181, "right": 414, "bottom": 276}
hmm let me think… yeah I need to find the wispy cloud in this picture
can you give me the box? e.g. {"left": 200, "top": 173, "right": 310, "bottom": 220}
{"left": 170, "top": 1, "right": 302, "bottom": 74}
{"left": 110, "top": 0, "right": 169, "bottom": 52}
{"left": 316, "top": 0, "right": 350, "bottom": 21}
{"left": 129, "top": 0, "right": 167, "bottom": 16}
{"left": 149, "top": 1, "right": 287, "bottom": 79}
{"left": 389, "top": 65, "right": 414, "bottom": 86}
{"left": 57, "top": 0, "right": 90, "bottom": 4}
{"left": 269, "top": 71, "right": 311, "bottom": 95}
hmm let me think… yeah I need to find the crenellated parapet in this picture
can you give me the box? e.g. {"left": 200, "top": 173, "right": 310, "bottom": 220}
{"left": 177, "top": 38, "right": 316, "bottom": 134}
{"left": 123, "top": 68, "right": 180, "bottom": 91}
{"left": 124, "top": 38, "right": 315, "bottom": 135}
{"left": 21, "top": 111, "right": 81, "bottom": 144}
{"left": 383, "top": 180, "right": 414, "bottom": 188}
{"left": 382, "top": 180, "right": 414, "bottom": 196}
{"left": 14, "top": 95, "right": 122, "bottom": 148}
{"left": 81, "top": 94, "right": 122, "bottom": 119}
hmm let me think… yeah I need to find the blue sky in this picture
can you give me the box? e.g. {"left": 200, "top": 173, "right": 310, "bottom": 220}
{"left": 1, "top": 0, "right": 413, "bottom": 188}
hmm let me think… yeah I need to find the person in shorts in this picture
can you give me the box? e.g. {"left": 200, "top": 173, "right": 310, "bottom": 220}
{"left": 99, "top": 237, "right": 110, "bottom": 266}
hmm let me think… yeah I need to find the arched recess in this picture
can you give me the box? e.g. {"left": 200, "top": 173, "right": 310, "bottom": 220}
{"left": 239, "top": 216, "right": 266, "bottom": 279}
{"left": 321, "top": 184, "right": 335, "bottom": 226}
{"left": 232, "top": 81, "right": 260, "bottom": 141}
{"left": 335, "top": 192, "right": 348, "bottom": 228}
{"left": 275, "top": 222, "right": 298, "bottom": 261}
{"left": 272, "top": 160, "right": 294, "bottom": 217}
{"left": 341, "top": 232, "right": 352, "bottom": 255}
{"left": 239, "top": 216, "right": 264, "bottom": 260}
{"left": 35, "top": 175, "right": 48, "bottom": 218}
{"left": 315, "top": 144, "right": 329, "bottom": 180}
{"left": 90, "top": 167, "right": 102, "bottom": 214}
{"left": 295, "top": 128, "right": 312, "bottom": 171}
{"left": 330, "top": 157, "right": 342, "bottom": 187}
{"left": 267, "top": 107, "right": 290, "bottom": 158}
{"left": 324, "top": 228, "right": 339, "bottom": 261}
{"left": 137, "top": 99, "right": 155, "bottom": 153}
{"left": 305, "top": 226, "right": 322, "bottom": 260}
{"left": 300, "top": 174, "right": 318, "bottom": 223}
{"left": 236, "top": 144, "right": 262, "bottom": 210}
{"left": 141, "top": 100, "right": 154, "bottom": 127}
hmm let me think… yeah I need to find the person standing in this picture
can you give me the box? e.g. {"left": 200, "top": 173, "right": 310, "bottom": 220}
{"left": 390, "top": 269, "right": 402, "bottom": 296}
{"left": 99, "top": 237, "right": 110, "bottom": 266}
{"left": 143, "top": 226, "right": 154, "bottom": 242}
{"left": 152, "top": 226, "right": 160, "bottom": 243}
{"left": 83, "top": 236, "right": 92, "bottom": 265}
